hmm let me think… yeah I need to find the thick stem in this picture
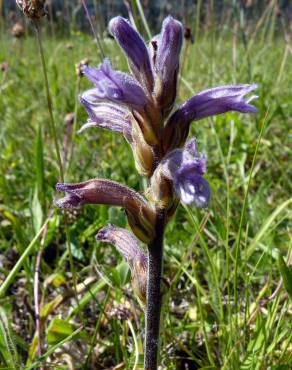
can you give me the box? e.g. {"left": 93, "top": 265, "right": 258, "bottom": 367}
{"left": 144, "top": 210, "right": 165, "bottom": 370}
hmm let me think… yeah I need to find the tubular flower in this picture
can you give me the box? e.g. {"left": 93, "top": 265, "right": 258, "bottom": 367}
{"left": 109, "top": 16, "right": 154, "bottom": 93}
{"left": 163, "top": 84, "right": 258, "bottom": 152}
{"left": 56, "top": 180, "right": 156, "bottom": 243}
{"left": 81, "top": 59, "right": 149, "bottom": 111}
{"left": 78, "top": 99, "right": 132, "bottom": 141}
{"left": 96, "top": 225, "right": 147, "bottom": 303}
{"left": 150, "top": 139, "right": 210, "bottom": 209}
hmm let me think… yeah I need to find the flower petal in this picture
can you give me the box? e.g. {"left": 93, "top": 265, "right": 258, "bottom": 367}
{"left": 174, "top": 173, "right": 210, "bottom": 208}
{"left": 178, "top": 84, "right": 258, "bottom": 122}
{"left": 78, "top": 98, "right": 132, "bottom": 140}
{"left": 150, "top": 139, "right": 210, "bottom": 208}
{"left": 82, "top": 59, "right": 149, "bottom": 110}
{"left": 109, "top": 16, "right": 154, "bottom": 92}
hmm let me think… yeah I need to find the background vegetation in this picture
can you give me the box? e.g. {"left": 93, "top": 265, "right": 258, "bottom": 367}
{"left": 0, "top": 1, "right": 291, "bottom": 369}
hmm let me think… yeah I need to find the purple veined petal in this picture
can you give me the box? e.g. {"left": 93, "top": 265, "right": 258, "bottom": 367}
{"left": 162, "top": 138, "right": 206, "bottom": 177}
{"left": 96, "top": 224, "right": 147, "bottom": 267}
{"left": 82, "top": 59, "right": 149, "bottom": 110}
{"left": 78, "top": 97, "right": 132, "bottom": 140}
{"left": 109, "top": 16, "right": 154, "bottom": 92}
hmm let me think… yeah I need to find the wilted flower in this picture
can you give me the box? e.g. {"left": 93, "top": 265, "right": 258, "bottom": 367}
{"left": 97, "top": 224, "right": 147, "bottom": 303}
{"left": 11, "top": 22, "right": 25, "bottom": 38}
{"left": 56, "top": 179, "right": 156, "bottom": 243}
{"left": 75, "top": 58, "right": 90, "bottom": 77}
{"left": 0, "top": 61, "right": 9, "bottom": 73}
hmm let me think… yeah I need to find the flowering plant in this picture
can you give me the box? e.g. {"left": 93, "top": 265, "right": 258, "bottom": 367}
{"left": 56, "top": 16, "right": 257, "bottom": 369}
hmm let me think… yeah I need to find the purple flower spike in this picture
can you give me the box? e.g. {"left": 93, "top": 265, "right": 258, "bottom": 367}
{"left": 78, "top": 99, "right": 132, "bottom": 141}
{"left": 160, "top": 139, "right": 210, "bottom": 208}
{"left": 152, "top": 16, "right": 183, "bottom": 112}
{"left": 81, "top": 59, "right": 149, "bottom": 110}
{"left": 109, "top": 16, "right": 154, "bottom": 92}
{"left": 164, "top": 84, "right": 258, "bottom": 151}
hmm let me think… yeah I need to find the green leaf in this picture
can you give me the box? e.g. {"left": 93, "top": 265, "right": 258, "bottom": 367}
{"left": 46, "top": 318, "right": 85, "bottom": 345}
{"left": 32, "top": 186, "right": 43, "bottom": 234}
{"left": 35, "top": 123, "right": 45, "bottom": 208}
{"left": 0, "top": 308, "right": 20, "bottom": 369}
{"left": 278, "top": 254, "right": 292, "bottom": 299}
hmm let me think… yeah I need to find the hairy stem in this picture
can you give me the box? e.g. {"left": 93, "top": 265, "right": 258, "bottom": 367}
{"left": 144, "top": 210, "right": 166, "bottom": 370}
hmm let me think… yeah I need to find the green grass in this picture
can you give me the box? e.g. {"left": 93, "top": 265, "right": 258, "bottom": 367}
{"left": 0, "top": 20, "right": 291, "bottom": 370}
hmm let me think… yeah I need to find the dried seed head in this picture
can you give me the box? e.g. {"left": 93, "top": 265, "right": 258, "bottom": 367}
{"left": 16, "top": 0, "right": 46, "bottom": 20}
{"left": 0, "top": 62, "right": 9, "bottom": 73}
{"left": 11, "top": 22, "right": 25, "bottom": 38}
{"left": 64, "top": 112, "right": 75, "bottom": 127}
{"left": 75, "top": 58, "right": 90, "bottom": 77}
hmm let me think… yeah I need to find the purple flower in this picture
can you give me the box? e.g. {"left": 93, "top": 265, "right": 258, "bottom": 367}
{"left": 159, "top": 138, "right": 210, "bottom": 208}
{"left": 109, "top": 16, "right": 154, "bottom": 92}
{"left": 56, "top": 179, "right": 146, "bottom": 212}
{"left": 163, "top": 84, "right": 258, "bottom": 152}
{"left": 179, "top": 84, "right": 258, "bottom": 121}
{"left": 78, "top": 99, "right": 132, "bottom": 141}
{"left": 151, "top": 16, "right": 183, "bottom": 113}
{"left": 81, "top": 59, "right": 149, "bottom": 110}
